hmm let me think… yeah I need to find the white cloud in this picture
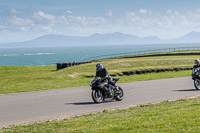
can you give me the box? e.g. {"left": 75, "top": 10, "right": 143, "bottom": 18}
{"left": 167, "top": 10, "right": 180, "bottom": 17}
{"left": 0, "top": 24, "right": 6, "bottom": 29}
{"left": 126, "top": 12, "right": 140, "bottom": 22}
{"left": 9, "top": 8, "right": 25, "bottom": 15}
{"left": 126, "top": 9, "right": 193, "bottom": 30}
{"left": 140, "top": 9, "right": 147, "bottom": 14}
{"left": 139, "top": 9, "right": 152, "bottom": 15}
{"left": 32, "top": 11, "right": 105, "bottom": 26}
{"left": 174, "top": 11, "right": 179, "bottom": 16}
{"left": 187, "top": 9, "right": 200, "bottom": 20}
{"left": 33, "top": 11, "right": 55, "bottom": 23}
{"left": 58, "top": 16, "right": 69, "bottom": 25}
{"left": 39, "top": 25, "right": 53, "bottom": 32}
{"left": 167, "top": 10, "right": 172, "bottom": 15}
{"left": 67, "top": 15, "right": 105, "bottom": 25}
{"left": 4, "top": 8, "right": 200, "bottom": 42}
{"left": 107, "top": 10, "right": 113, "bottom": 16}
{"left": 121, "top": 9, "right": 197, "bottom": 39}
{"left": 10, "top": 8, "right": 17, "bottom": 14}
{"left": 9, "top": 16, "right": 33, "bottom": 26}
{"left": 18, "top": 27, "right": 29, "bottom": 31}
{"left": 66, "top": 10, "right": 72, "bottom": 14}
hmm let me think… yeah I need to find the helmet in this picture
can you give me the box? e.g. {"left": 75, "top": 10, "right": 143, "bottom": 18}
{"left": 195, "top": 59, "right": 200, "bottom": 66}
{"left": 96, "top": 63, "right": 103, "bottom": 71}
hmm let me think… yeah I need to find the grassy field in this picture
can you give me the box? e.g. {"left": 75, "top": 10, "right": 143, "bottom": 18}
{"left": 0, "top": 54, "right": 197, "bottom": 94}
{"left": 1, "top": 96, "right": 200, "bottom": 132}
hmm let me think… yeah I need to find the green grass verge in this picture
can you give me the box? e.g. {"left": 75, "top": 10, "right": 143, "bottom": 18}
{"left": 1, "top": 97, "right": 200, "bottom": 132}
{"left": 0, "top": 54, "right": 196, "bottom": 94}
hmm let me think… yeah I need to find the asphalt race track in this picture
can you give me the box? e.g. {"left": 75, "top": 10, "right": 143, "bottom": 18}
{"left": 0, "top": 77, "right": 200, "bottom": 128}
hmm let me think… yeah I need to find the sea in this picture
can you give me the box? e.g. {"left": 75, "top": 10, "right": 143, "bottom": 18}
{"left": 1, "top": 43, "right": 200, "bottom": 66}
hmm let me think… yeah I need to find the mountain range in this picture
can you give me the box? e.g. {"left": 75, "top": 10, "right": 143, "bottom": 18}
{"left": 1, "top": 31, "right": 200, "bottom": 48}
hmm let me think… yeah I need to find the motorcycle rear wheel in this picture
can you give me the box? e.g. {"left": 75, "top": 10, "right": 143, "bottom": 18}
{"left": 194, "top": 79, "right": 200, "bottom": 90}
{"left": 115, "top": 86, "right": 124, "bottom": 101}
{"left": 91, "top": 90, "right": 104, "bottom": 103}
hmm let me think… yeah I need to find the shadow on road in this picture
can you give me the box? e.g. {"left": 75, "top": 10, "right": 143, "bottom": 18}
{"left": 65, "top": 100, "right": 116, "bottom": 105}
{"left": 65, "top": 102, "right": 95, "bottom": 105}
{"left": 173, "top": 89, "right": 198, "bottom": 91}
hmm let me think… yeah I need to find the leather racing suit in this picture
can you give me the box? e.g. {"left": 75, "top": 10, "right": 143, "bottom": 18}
{"left": 95, "top": 68, "right": 115, "bottom": 97}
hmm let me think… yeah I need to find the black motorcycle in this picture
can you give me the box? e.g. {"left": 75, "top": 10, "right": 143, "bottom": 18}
{"left": 90, "top": 78, "right": 124, "bottom": 103}
{"left": 192, "top": 67, "right": 200, "bottom": 90}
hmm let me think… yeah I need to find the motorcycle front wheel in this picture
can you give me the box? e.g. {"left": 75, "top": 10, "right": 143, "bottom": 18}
{"left": 115, "top": 86, "right": 124, "bottom": 101}
{"left": 194, "top": 79, "right": 200, "bottom": 90}
{"left": 91, "top": 89, "right": 104, "bottom": 103}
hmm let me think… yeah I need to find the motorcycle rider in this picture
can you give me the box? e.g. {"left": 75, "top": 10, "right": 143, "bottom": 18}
{"left": 94, "top": 63, "right": 115, "bottom": 97}
{"left": 194, "top": 59, "right": 200, "bottom": 68}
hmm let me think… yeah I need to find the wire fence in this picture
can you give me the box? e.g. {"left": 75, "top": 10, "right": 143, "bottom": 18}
{"left": 83, "top": 47, "right": 200, "bottom": 61}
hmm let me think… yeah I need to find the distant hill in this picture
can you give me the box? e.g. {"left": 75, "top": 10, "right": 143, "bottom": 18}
{"left": 0, "top": 31, "right": 200, "bottom": 48}
{"left": 169, "top": 31, "right": 200, "bottom": 43}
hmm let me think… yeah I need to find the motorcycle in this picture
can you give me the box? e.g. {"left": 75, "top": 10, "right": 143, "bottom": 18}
{"left": 192, "top": 67, "right": 200, "bottom": 90}
{"left": 90, "top": 78, "right": 124, "bottom": 103}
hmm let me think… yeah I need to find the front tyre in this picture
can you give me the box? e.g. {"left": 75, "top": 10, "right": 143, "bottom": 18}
{"left": 91, "top": 90, "right": 104, "bottom": 103}
{"left": 194, "top": 79, "right": 200, "bottom": 90}
{"left": 115, "top": 87, "right": 124, "bottom": 101}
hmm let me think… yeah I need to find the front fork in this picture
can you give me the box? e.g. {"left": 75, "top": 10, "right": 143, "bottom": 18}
{"left": 97, "top": 89, "right": 101, "bottom": 97}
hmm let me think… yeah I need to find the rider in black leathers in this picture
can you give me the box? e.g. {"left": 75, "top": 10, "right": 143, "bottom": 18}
{"left": 194, "top": 59, "right": 200, "bottom": 68}
{"left": 94, "top": 63, "right": 115, "bottom": 97}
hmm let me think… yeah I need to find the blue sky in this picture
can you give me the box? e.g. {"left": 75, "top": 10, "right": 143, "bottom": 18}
{"left": 1, "top": 0, "right": 200, "bottom": 43}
